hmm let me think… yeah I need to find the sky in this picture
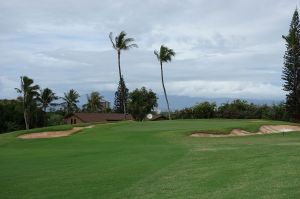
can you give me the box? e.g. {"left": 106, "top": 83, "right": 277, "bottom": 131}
{"left": 0, "top": 0, "right": 298, "bottom": 107}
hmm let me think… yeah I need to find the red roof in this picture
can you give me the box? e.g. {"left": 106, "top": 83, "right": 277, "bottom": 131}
{"left": 70, "top": 113, "right": 133, "bottom": 123}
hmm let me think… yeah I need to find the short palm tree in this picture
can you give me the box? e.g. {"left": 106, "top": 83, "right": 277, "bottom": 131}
{"left": 15, "top": 76, "right": 40, "bottom": 129}
{"left": 38, "top": 88, "right": 58, "bottom": 112}
{"left": 62, "top": 89, "right": 80, "bottom": 116}
{"left": 109, "top": 31, "right": 138, "bottom": 118}
{"left": 154, "top": 45, "right": 176, "bottom": 120}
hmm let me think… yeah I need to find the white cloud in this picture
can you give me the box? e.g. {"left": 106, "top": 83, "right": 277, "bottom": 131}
{"left": 166, "top": 80, "right": 284, "bottom": 99}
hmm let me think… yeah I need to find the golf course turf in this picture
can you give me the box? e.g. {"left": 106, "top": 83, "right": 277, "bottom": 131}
{"left": 1, "top": 119, "right": 300, "bottom": 198}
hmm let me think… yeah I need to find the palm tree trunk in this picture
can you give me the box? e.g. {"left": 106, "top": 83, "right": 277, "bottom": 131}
{"left": 118, "top": 51, "right": 122, "bottom": 84}
{"left": 160, "top": 61, "right": 171, "bottom": 120}
{"left": 118, "top": 51, "right": 126, "bottom": 120}
{"left": 43, "top": 106, "right": 47, "bottom": 126}
{"left": 24, "top": 109, "right": 29, "bottom": 130}
{"left": 23, "top": 88, "right": 29, "bottom": 130}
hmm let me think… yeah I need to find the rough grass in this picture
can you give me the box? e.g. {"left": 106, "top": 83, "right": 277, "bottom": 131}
{"left": 0, "top": 119, "right": 300, "bottom": 199}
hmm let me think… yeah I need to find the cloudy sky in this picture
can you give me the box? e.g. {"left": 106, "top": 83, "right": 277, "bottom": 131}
{"left": 0, "top": 0, "right": 298, "bottom": 105}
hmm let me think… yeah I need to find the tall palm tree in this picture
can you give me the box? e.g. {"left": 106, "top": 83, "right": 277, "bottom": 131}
{"left": 15, "top": 76, "right": 40, "bottom": 129}
{"left": 109, "top": 31, "right": 138, "bottom": 118}
{"left": 38, "top": 88, "right": 58, "bottom": 112}
{"left": 154, "top": 45, "right": 176, "bottom": 120}
{"left": 283, "top": 28, "right": 300, "bottom": 102}
{"left": 83, "top": 91, "right": 103, "bottom": 112}
{"left": 62, "top": 89, "right": 80, "bottom": 116}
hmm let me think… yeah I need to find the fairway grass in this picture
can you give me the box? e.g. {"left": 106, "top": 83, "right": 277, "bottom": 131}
{"left": 1, "top": 119, "right": 300, "bottom": 198}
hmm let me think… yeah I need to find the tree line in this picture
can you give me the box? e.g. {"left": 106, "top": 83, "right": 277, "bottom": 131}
{"left": 173, "top": 100, "right": 287, "bottom": 121}
{"left": 0, "top": 75, "right": 158, "bottom": 133}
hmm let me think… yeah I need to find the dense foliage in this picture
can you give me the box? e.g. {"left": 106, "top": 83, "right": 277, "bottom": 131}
{"left": 113, "top": 76, "right": 129, "bottom": 113}
{"left": 128, "top": 87, "right": 158, "bottom": 121}
{"left": 173, "top": 100, "right": 288, "bottom": 121}
{"left": 0, "top": 99, "right": 24, "bottom": 132}
{"left": 0, "top": 99, "right": 47, "bottom": 133}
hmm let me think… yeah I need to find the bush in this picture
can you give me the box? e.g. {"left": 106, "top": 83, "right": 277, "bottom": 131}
{"left": 192, "top": 102, "right": 217, "bottom": 119}
{"left": 47, "top": 114, "right": 64, "bottom": 126}
{"left": 0, "top": 99, "right": 24, "bottom": 133}
{"left": 217, "top": 100, "right": 261, "bottom": 119}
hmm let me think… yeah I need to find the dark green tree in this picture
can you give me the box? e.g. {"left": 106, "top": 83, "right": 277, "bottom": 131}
{"left": 128, "top": 87, "right": 158, "bottom": 121}
{"left": 154, "top": 45, "right": 175, "bottom": 120}
{"left": 113, "top": 76, "right": 129, "bottom": 113}
{"left": 83, "top": 91, "right": 103, "bottom": 112}
{"left": 62, "top": 89, "right": 80, "bottom": 116}
{"left": 0, "top": 99, "right": 24, "bottom": 133}
{"left": 192, "top": 102, "right": 217, "bottom": 119}
{"left": 217, "top": 99, "right": 256, "bottom": 119}
{"left": 282, "top": 9, "right": 300, "bottom": 120}
{"left": 15, "top": 76, "right": 40, "bottom": 130}
{"left": 109, "top": 31, "right": 138, "bottom": 117}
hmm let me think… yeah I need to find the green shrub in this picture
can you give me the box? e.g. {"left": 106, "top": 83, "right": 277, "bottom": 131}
{"left": 47, "top": 114, "right": 64, "bottom": 126}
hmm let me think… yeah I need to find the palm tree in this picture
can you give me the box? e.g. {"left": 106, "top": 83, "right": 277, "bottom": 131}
{"left": 154, "top": 45, "right": 176, "bottom": 120}
{"left": 62, "top": 89, "right": 80, "bottom": 116}
{"left": 15, "top": 76, "right": 40, "bottom": 129}
{"left": 109, "top": 31, "right": 138, "bottom": 118}
{"left": 83, "top": 91, "right": 103, "bottom": 112}
{"left": 283, "top": 28, "right": 300, "bottom": 102}
{"left": 38, "top": 88, "right": 58, "bottom": 112}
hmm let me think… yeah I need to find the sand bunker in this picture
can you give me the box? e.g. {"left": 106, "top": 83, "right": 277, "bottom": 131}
{"left": 258, "top": 125, "right": 300, "bottom": 134}
{"left": 191, "top": 125, "right": 300, "bottom": 138}
{"left": 18, "top": 125, "right": 94, "bottom": 139}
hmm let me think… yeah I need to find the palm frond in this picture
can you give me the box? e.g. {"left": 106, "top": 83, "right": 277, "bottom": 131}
{"left": 125, "top": 43, "right": 138, "bottom": 50}
{"left": 112, "top": 31, "right": 138, "bottom": 51}
{"left": 124, "top": 37, "right": 135, "bottom": 44}
{"left": 117, "top": 31, "right": 127, "bottom": 48}
{"left": 155, "top": 45, "right": 176, "bottom": 63}
{"left": 15, "top": 88, "right": 22, "bottom": 93}
{"left": 31, "top": 85, "right": 40, "bottom": 91}
{"left": 154, "top": 50, "right": 160, "bottom": 60}
{"left": 109, "top": 32, "right": 116, "bottom": 49}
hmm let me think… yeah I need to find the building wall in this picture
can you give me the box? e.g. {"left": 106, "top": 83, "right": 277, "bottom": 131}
{"left": 100, "top": 101, "right": 110, "bottom": 109}
{"left": 65, "top": 116, "right": 84, "bottom": 124}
